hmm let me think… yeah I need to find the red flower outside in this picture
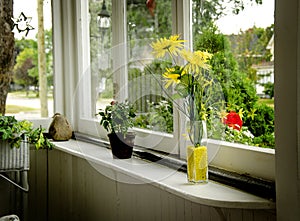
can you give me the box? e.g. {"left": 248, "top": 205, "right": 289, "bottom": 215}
{"left": 222, "top": 111, "right": 243, "bottom": 131}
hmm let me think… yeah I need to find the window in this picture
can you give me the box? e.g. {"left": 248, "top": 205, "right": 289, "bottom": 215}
{"left": 53, "top": 0, "right": 275, "bottom": 182}
{"left": 7, "top": 0, "right": 53, "bottom": 119}
{"left": 76, "top": 0, "right": 179, "bottom": 153}
{"left": 127, "top": 0, "right": 173, "bottom": 134}
{"left": 89, "top": 0, "right": 112, "bottom": 114}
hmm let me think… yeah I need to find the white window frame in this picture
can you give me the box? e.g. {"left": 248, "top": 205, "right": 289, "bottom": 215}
{"left": 52, "top": 0, "right": 275, "bottom": 182}
{"left": 77, "top": 0, "right": 181, "bottom": 154}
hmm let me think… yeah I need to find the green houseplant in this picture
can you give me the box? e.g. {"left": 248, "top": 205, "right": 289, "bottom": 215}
{"left": 97, "top": 100, "right": 136, "bottom": 159}
{"left": 0, "top": 115, "right": 53, "bottom": 171}
{"left": 0, "top": 115, "right": 53, "bottom": 149}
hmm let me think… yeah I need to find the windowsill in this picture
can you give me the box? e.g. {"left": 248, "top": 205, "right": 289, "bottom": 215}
{"left": 51, "top": 139, "right": 275, "bottom": 210}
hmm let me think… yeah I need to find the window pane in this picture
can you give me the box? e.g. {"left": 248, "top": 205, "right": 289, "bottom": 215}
{"left": 127, "top": 0, "right": 173, "bottom": 134}
{"left": 192, "top": 0, "right": 275, "bottom": 148}
{"left": 89, "top": 0, "right": 113, "bottom": 113}
{"left": 7, "top": 0, "right": 53, "bottom": 118}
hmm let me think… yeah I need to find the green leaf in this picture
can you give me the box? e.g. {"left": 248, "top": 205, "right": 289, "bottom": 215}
{"left": 98, "top": 112, "right": 105, "bottom": 117}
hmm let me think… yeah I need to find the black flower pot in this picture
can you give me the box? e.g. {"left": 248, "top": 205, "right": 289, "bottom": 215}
{"left": 108, "top": 132, "right": 135, "bottom": 159}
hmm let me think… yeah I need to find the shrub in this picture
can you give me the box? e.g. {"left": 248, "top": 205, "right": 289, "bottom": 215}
{"left": 134, "top": 100, "right": 173, "bottom": 133}
{"left": 195, "top": 24, "right": 274, "bottom": 148}
{"left": 244, "top": 103, "right": 274, "bottom": 148}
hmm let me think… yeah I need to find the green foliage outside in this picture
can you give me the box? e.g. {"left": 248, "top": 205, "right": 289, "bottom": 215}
{"left": 134, "top": 100, "right": 173, "bottom": 133}
{"left": 195, "top": 25, "right": 259, "bottom": 112}
{"left": 263, "top": 82, "right": 274, "bottom": 99}
{"left": 13, "top": 47, "right": 38, "bottom": 91}
{"left": 229, "top": 25, "right": 273, "bottom": 73}
{"left": 99, "top": 78, "right": 113, "bottom": 99}
{"left": 134, "top": 24, "right": 275, "bottom": 148}
{"left": 91, "top": 0, "right": 274, "bottom": 148}
{"left": 129, "top": 59, "right": 174, "bottom": 133}
{"left": 127, "top": 0, "right": 171, "bottom": 40}
{"left": 128, "top": 60, "right": 172, "bottom": 112}
{"left": 258, "top": 98, "right": 274, "bottom": 107}
{"left": 13, "top": 29, "right": 53, "bottom": 95}
{"left": 194, "top": 25, "right": 274, "bottom": 148}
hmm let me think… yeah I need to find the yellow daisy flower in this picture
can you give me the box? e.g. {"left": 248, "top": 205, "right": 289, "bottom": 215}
{"left": 180, "top": 49, "right": 212, "bottom": 74}
{"left": 197, "top": 50, "right": 213, "bottom": 62}
{"left": 151, "top": 34, "right": 185, "bottom": 58}
{"left": 162, "top": 67, "right": 183, "bottom": 88}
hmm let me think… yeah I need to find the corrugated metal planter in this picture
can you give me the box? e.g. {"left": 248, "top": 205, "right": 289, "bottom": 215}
{"left": 0, "top": 140, "right": 29, "bottom": 172}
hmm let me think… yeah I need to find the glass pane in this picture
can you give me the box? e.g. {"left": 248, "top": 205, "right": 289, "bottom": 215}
{"left": 192, "top": 0, "right": 275, "bottom": 148}
{"left": 127, "top": 0, "right": 173, "bottom": 134}
{"left": 6, "top": 0, "right": 53, "bottom": 118}
{"left": 89, "top": 0, "right": 113, "bottom": 112}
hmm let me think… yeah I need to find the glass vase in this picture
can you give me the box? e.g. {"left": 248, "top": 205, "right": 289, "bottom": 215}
{"left": 186, "top": 120, "right": 208, "bottom": 184}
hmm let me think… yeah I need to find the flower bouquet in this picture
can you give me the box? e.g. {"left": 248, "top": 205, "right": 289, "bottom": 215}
{"left": 149, "top": 34, "right": 223, "bottom": 183}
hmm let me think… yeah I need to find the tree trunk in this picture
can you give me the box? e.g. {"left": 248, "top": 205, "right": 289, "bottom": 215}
{"left": 0, "top": 0, "right": 14, "bottom": 115}
{"left": 37, "top": 0, "right": 48, "bottom": 117}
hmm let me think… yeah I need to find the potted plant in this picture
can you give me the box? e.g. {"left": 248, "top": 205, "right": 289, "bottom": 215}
{"left": 0, "top": 115, "right": 53, "bottom": 171}
{"left": 97, "top": 100, "right": 136, "bottom": 159}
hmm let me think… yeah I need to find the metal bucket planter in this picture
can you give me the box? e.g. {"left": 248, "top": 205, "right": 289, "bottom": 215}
{"left": 0, "top": 139, "right": 29, "bottom": 192}
{"left": 0, "top": 140, "right": 29, "bottom": 172}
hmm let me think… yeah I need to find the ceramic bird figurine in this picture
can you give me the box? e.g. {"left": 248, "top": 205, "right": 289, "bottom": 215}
{"left": 49, "top": 113, "right": 73, "bottom": 141}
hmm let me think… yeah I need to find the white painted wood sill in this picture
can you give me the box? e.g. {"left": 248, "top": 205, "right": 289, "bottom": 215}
{"left": 52, "top": 139, "right": 275, "bottom": 210}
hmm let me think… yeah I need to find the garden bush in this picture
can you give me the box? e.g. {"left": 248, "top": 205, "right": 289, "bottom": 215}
{"left": 195, "top": 25, "right": 274, "bottom": 148}
{"left": 130, "top": 26, "right": 275, "bottom": 148}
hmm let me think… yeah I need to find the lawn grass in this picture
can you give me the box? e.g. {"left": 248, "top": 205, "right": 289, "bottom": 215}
{"left": 6, "top": 105, "right": 38, "bottom": 113}
{"left": 9, "top": 90, "right": 53, "bottom": 99}
{"left": 258, "top": 98, "right": 274, "bottom": 108}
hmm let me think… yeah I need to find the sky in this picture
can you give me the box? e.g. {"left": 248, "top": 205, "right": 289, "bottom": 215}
{"left": 216, "top": 1, "right": 275, "bottom": 34}
{"left": 12, "top": 0, "right": 274, "bottom": 38}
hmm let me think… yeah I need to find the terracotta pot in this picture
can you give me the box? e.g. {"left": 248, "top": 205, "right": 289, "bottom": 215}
{"left": 108, "top": 132, "right": 135, "bottom": 159}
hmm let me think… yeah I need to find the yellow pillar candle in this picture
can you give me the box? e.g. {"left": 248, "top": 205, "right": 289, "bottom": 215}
{"left": 186, "top": 145, "right": 208, "bottom": 183}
